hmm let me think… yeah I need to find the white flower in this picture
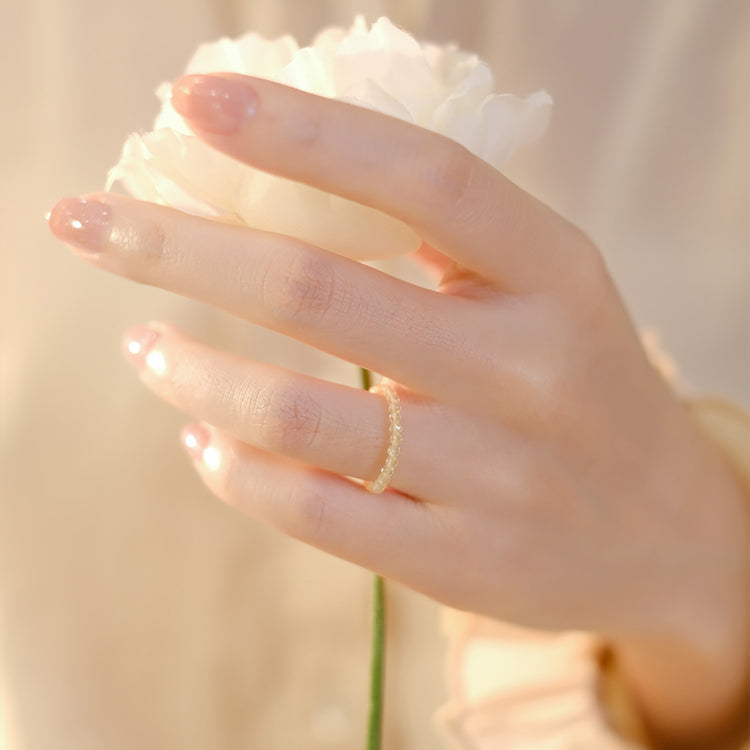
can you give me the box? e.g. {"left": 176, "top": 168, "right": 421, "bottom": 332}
{"left": 108, "top": 16, "right": 552, "bottom": 260}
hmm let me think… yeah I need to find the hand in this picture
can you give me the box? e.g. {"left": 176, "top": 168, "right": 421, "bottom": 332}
{"left": 49, "top": 74, "right": 748, "bottom": 743}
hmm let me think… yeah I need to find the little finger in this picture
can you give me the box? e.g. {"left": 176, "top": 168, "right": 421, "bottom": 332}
{"left": 181, "top": 422, "right": 439, "bottom": 582}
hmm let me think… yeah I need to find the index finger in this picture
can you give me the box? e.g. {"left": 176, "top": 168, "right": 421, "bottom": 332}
{"left": 171, "top": 74, "right": 592, "bottom": 293}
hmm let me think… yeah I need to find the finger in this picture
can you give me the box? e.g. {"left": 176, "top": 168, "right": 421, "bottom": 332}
{"left": 121, "top": 322, "right": 516, "bottom": 504}
{"left": 48, "top": 194, "right": 484, "bottom": 397}
{"left": 180, "top": 422, "right": 438, "bottom": 584}
{"left": 123, "top": 321, "right": 463, "bottom": 501}
{"left": 171, "top": 74, "right": 592, "bottom": 292}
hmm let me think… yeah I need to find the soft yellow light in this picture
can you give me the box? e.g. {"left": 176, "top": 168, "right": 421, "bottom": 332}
{"left": 203, "top": 446, "right": 221, "bottom": 472}
{"left": 145, "top": 350, "right": 167, "bottom": 376}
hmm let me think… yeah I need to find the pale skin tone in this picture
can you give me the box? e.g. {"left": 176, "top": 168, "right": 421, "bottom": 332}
{"left": 49, "top": 74, "right": 748, "bottom": 747}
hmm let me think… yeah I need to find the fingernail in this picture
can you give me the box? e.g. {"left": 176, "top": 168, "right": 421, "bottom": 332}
{"left": 171, "top": 74, "right": 257, "bottom": 134}
{"left": 181, "top": 423, "right": 211, "bottom": 461}
{"left": 47, "top": 197, "right": 112, "bottom": 254}
{"left": 122, "top": 325, "right": 162, "bottom": 369}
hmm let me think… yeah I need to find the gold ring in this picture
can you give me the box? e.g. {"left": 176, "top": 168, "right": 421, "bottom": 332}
{"left": 365, "top": 385, "right": 402, "bottom": 494}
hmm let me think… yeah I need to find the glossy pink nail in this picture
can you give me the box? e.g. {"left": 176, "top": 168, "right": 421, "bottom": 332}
{"left": 171, "top": 74, "right": 257, "bottom": 134}
{"left": 122, "top": 325, "right": 161, "bottom": 368}
{"left": 47, "top": 197, "right": 112, "bottom": 254}
{"left": 181, "top": 423, "right": 211, "bottom": 461}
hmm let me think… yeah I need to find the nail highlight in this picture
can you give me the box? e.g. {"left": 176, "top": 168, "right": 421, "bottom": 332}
{"left": 47, "top": 197, "right": 112, "bottom": 254}
{"left": 181, "top": 423, "right": 211, "bottom": 461}
{"left": 171, "top": 75, "right": 257, "bottom": 134}
{"left": 122, "top": 325, "right": 161, "bottom": 369}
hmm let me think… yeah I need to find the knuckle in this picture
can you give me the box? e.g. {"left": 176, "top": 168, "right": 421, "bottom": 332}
{"left": 283, "top": 105, "right": 324, "bottom": 150}
{"left": 252, "top": 380, "right": 323, "bottom": 454}
{"left": 128, "top": 217, "right": 171, "bottom": 283}
{"left": 285, "top": 484, "right": 329, "bottom": 541}
{"left": 533, "top": 350, "right": 581, "bottom": 428}
{"left": 564, "top": 229, "right": 615, "bottom": 304}
{"left": 417, "top": 139, "right": 481, "bottom": 218}
{"left": 265, "top": 248, "right": 355, "bottom": 325}
{"left": 508, "top": 305, "right": 580, "bottom": 427}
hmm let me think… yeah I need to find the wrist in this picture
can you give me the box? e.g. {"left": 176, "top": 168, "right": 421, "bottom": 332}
{"left": 611, "top": 625, "right": 748, "bottom": 749}
{"left": 610, "top": 402, "right": 750, "bottom": 747}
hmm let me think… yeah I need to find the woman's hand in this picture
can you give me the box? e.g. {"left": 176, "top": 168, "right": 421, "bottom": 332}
{"left": 49, "top": 74, "right": 748, "bottom": 744}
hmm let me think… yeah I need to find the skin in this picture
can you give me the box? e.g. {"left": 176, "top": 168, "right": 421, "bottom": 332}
{"left": 49, "top": 74, "right": 748, "bottom": 747}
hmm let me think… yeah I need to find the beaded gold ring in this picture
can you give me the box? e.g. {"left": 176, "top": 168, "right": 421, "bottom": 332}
{"left": 365, "top": 385, "right": 403, "bottom": 494}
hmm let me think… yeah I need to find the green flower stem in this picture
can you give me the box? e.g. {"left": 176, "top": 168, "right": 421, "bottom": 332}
{"left": 360, "top": 367, "right": 373, "bottom": 392}
{"left": 360, "top": 367, "right": 385, "bottom": 750}
{"left": 367, "top": 574, "right": 386, "bottom": 750}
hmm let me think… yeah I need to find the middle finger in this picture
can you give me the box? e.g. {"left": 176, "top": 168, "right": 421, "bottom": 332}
{"left": 50, "top": 193, "right": 481, "bottom": 398}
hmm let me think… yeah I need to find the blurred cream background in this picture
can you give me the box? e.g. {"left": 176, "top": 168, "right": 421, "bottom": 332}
{"left": 1, "top": 1, "right": 748, "bottom": 748}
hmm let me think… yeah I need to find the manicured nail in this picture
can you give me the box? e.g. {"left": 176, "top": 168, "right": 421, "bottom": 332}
{"left": 181, "top": 423, "right": 211, "bottom": 461}
{"left": 171, "top": 74, "right": 257, "bottom": 134}
{"left": 47, "top": 197, "right": 112, "bottom": 254}
{"left": 122, "top": 325, "right": 162, "bottom": 369}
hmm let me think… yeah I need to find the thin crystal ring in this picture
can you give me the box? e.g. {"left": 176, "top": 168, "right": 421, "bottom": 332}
{"left": 365, "top": 385, "right": 403, "bottom": 494}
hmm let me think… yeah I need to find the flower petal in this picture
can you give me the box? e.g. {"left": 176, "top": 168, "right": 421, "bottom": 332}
{"left": 107, "top": 17, "right": 552, "bottom": 260}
